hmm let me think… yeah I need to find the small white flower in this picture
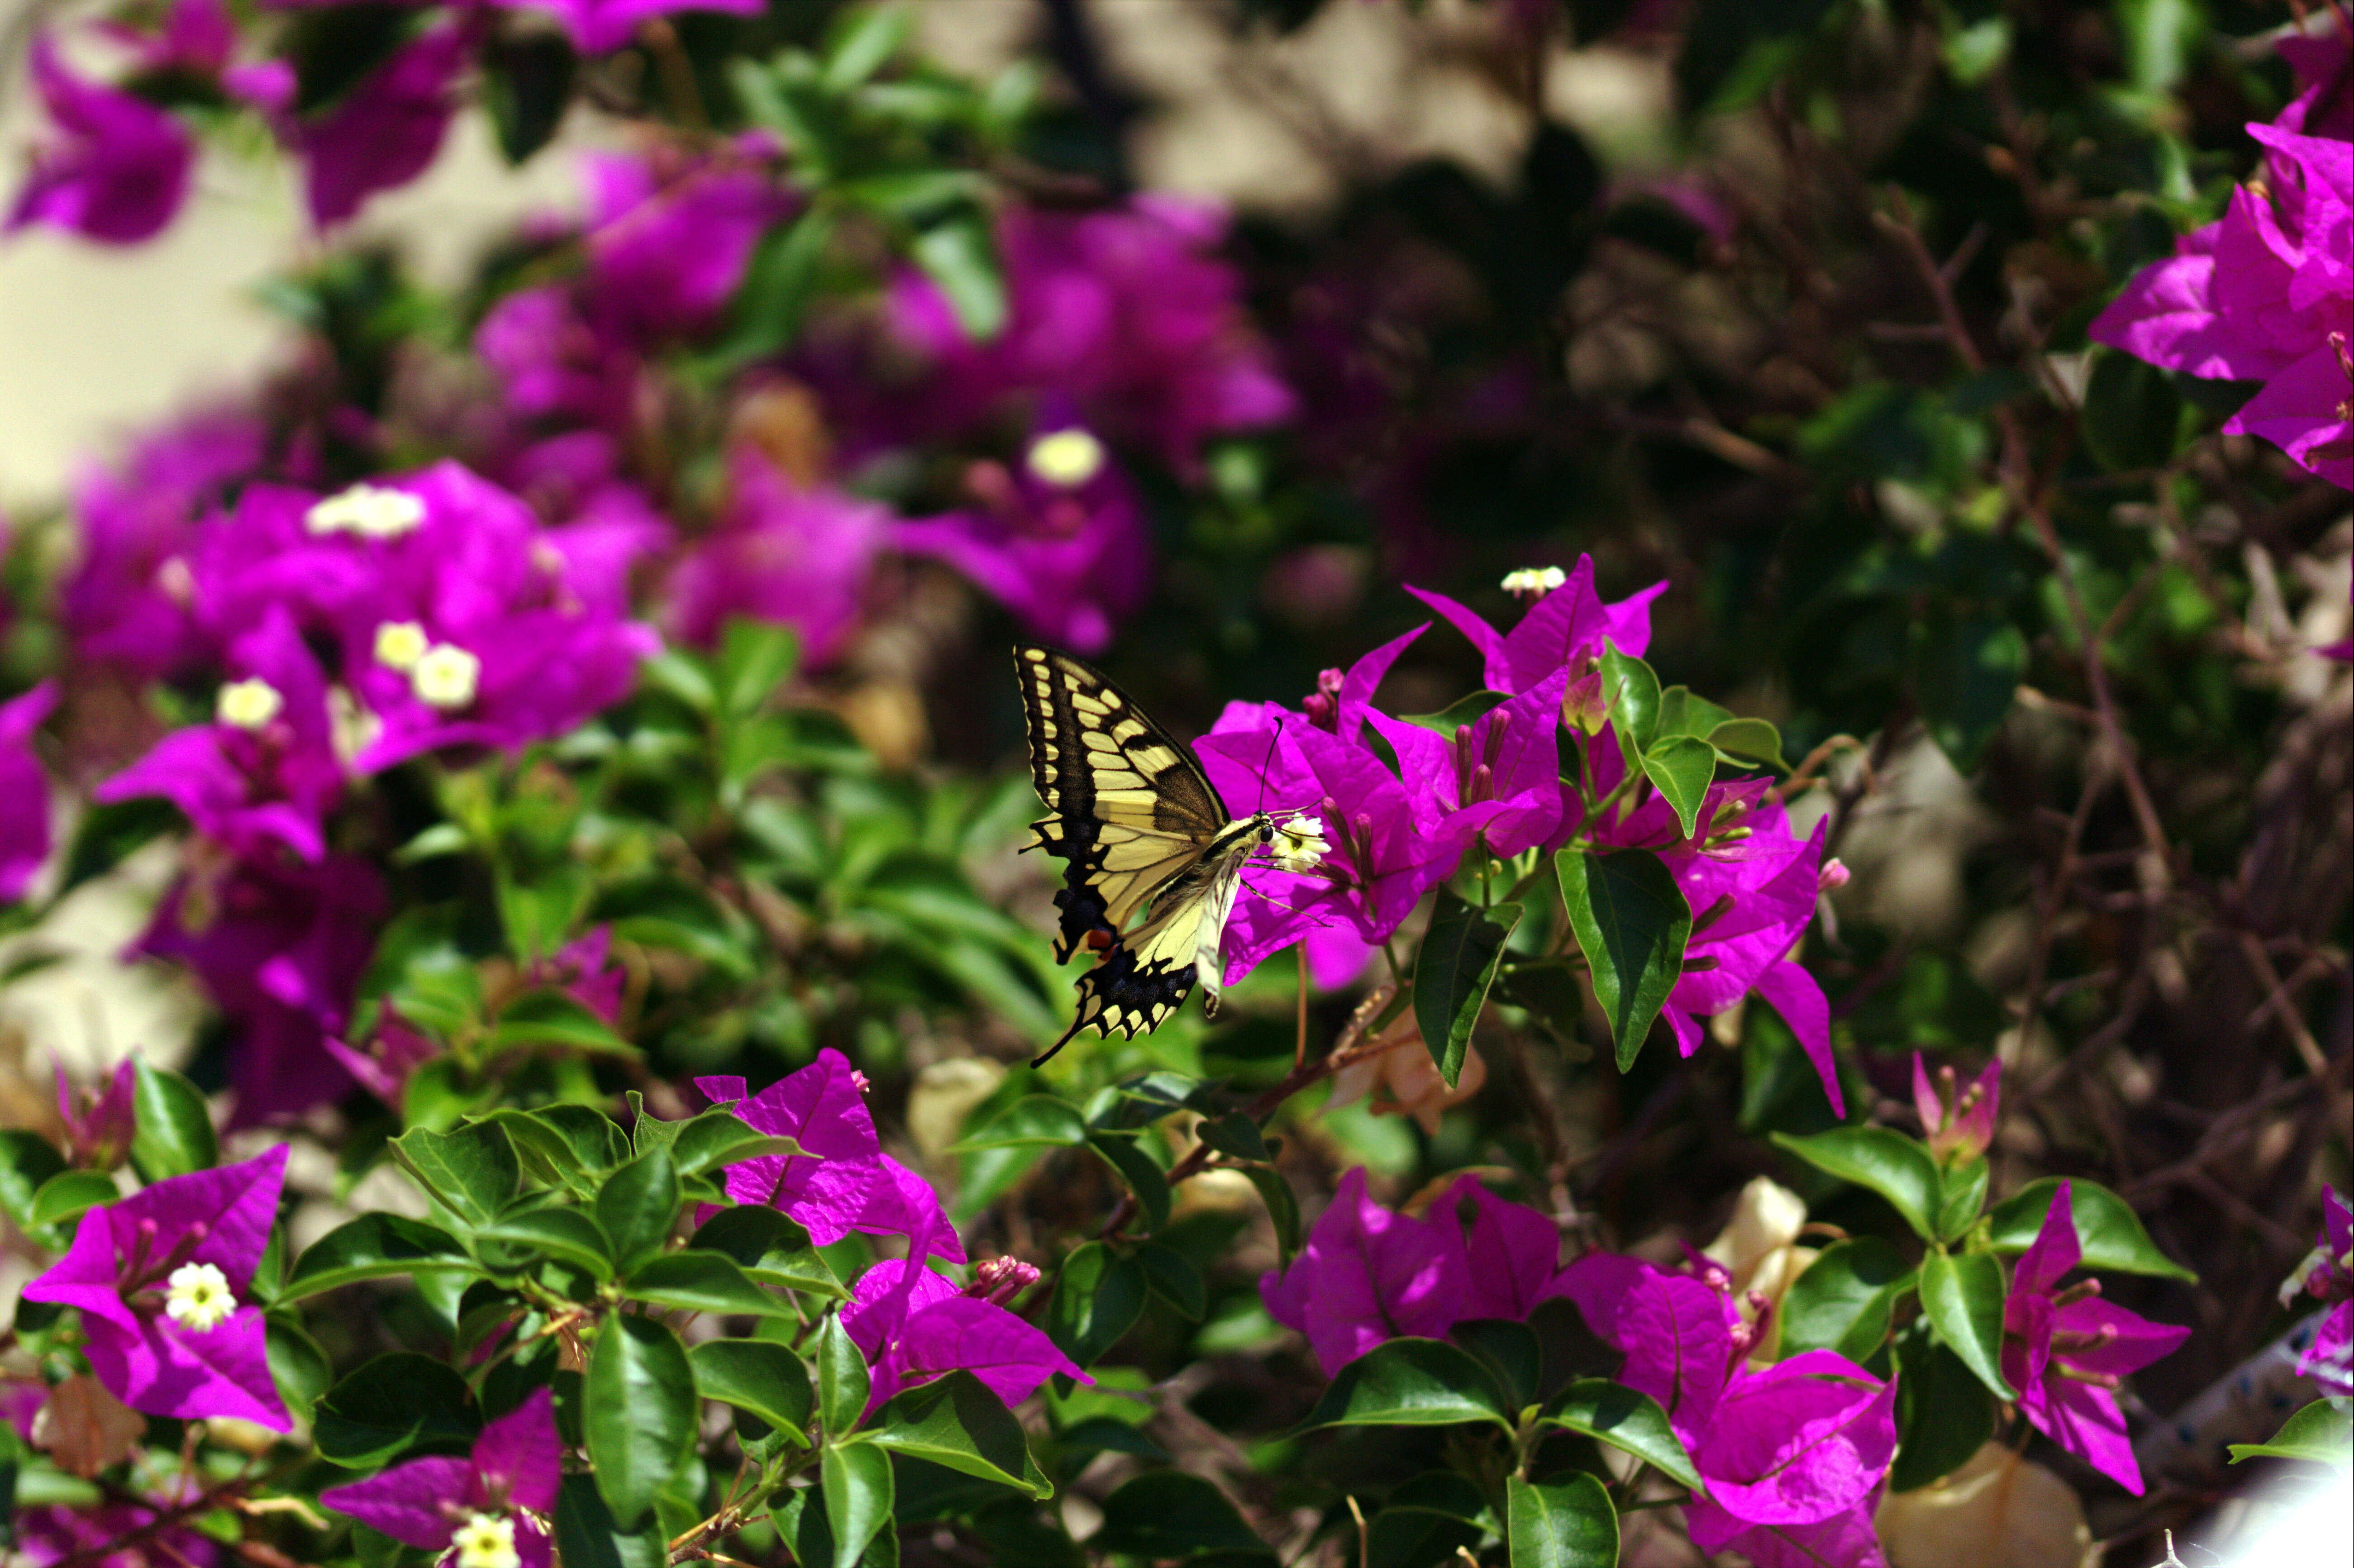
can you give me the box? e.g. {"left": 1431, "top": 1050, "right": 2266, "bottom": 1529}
{"left": 215, "top": 677, "right": 284, "bottom": 731}
{"left": 163, "top": 1262, "right": 236, "bottom": 1332}
{"left": 1500, "top": 565, "right": 1567, "bottom": 600}
{"left": 410, "top": 643, "right": 481, "bottom": 711}
{"left": 1267, "top": 816, "right": 1330, "bottom": 874}
{"left": 305, "top": 483, "right": 424, "bottom": 540}
{"left": 451, "top": 1512, "right": 519, "bottom": 1568}
{"left": 372, "top": 620, "right": 430, "bottom": 672}
{"left": 1025, "top": 428, "right": 1107, "bottom": 489}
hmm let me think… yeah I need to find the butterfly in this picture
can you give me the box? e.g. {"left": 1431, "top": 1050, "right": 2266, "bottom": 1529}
{"left": 1014, "top": 645, "right": 1323, "bottom": 1066}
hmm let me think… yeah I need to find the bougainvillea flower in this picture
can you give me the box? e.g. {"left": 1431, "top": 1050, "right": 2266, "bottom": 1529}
{"left": 0, "top": 682, "right": 57, "bottom": 902}
{"left": 1297, "top": 623, "right": 1428, "bottom": 744}
{"left": 1686, "top": 1491, "right": 1888, "bottom": 1568}
{"left": 55, "top": 1059, "right": 138, "bottom": 1169}
{"left": 492, "top": 0, "right": 765, "bottom": 55}
{"left": 840, "top": 1251, "right": 1083, "bottom": 1415}
{"left": 699, "top": 1051, "right": 964, "bottom": 1263}
{"left": 477, "top": 286, "right": 639, "bottom": 432}
{"left": 21, "top": 1146, "right": 290, "bottom": 1430}
{"left": 300, "top": 21, "right": 468, "bottom": 227}
{"left": 578, "top": 144, "right": 796, "bottom": 345}
{"left": 1364, "top": 670, "right": 1569, "bottom": 858}
{"left": 96, "top": 610, "right": 346, "bottom": 862}
{"left": 322, "top": 1010, "right": 441, "bottom": 1110}
{"left": 891, "top": 427, "right": 1153, "bottom": 654}
{"left": 524, "top": 926, "right": 628, "bottom": 1023}
{"left": 1260, "top": 1167, "right": 1465, "bottom": 1375}
{"left": 13, "top": 1477, "right": 223, "bottom": 1568}
{"left": 1913, "top": 1053, "right": 1999, "bottom": 1164}
{"left": 667, "top": 450, "right": 891, "bottom": 667}
{"left": 1558, "top": 1251, "right": 1745, "bottom": 1447}
{"left": 1433, "top": 1176, "right": 1571, "bottom": 1321}
{"left": 135, "top": 856, "right": 385, "bottom": 1125}
{"left": 1687, "top": 1349, "right": 1898, "bottom": 1524}
{"left": 1407, "top": 558, "right": 1668, "bottom": 695}
{"left": 2296, "top": 1187, "right": 2353, "bottom": 1395}
{"left": 2000, "top": 1182, "right": 2191, "bottom": 1493}
{"left": 321, "top": 1387, "right": 560, "bottom": 1568}
{"left": 6, "top": 36, "right": 195, "bottom": 245}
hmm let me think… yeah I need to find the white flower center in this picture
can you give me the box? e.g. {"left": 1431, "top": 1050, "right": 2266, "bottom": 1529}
{"left": 411, "top": 643, "right": 481, "bottom": 710}
{"left": 450, "top": 1512, "right": 519, "bottom": 1568}
{"left": 1025, "top": 428, "right": 1106, "bottom": 489}
{"left": 1500, "top": 565, "right": 1567, "bottom": 598}
{"left": 1268, "top": 816, "right": 1330, "bottom": 874}
{"left": 163, "top": 1262, "right": 236, "bottom": 1331}
{"left": 305, "top": 483, "right": 424, "bottom": 540}
{"left": 373, "top": 621, "right": 431, "bottom": 672}
{"left": 215, "top": 678, "right": 285, "bottom": 731}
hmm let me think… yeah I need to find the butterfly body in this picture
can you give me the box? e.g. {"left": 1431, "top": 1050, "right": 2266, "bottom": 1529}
{"left": 1015, "top": 645, "right": 1275, "bottom": 1063}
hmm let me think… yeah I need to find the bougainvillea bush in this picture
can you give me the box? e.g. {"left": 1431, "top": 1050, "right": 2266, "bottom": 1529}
{"left": 0, "top": 1, "right": 2348, "bottom": 1565}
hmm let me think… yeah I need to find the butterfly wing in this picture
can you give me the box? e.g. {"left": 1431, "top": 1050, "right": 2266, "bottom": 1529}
{"left": 1046, "top": 843, "right": 1256, "bottom": 1052}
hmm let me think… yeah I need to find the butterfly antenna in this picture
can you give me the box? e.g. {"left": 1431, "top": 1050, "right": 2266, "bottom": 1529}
{"left": 1253, "top": 716, "right": 1283, "bottom": 816}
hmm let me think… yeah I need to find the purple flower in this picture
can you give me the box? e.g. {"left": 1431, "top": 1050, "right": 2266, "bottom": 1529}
{"left": 1364, "top": 672, "right": 1569, "bottom": 859}
{"left": 0, "top": 682, "right": 58, "bottom": 902}
{"left": 55, "top": 1059, "right": 138, "bottom": 1169}
{"left": 666, "top": 449, "right": 891, "bottom": 667}
{"left": 322, "top": 1010, "right": 440, "bottom": 1111}
{"left": 1561, "top": 1249, "right": 1897, "bottom": 1567}
{"left": 6, "top": 36, "right": 195, "bottom": 244}
{"left": 2089, "top": 42, "right": 2354, "bottom": 491}
{"left": 1406, "top": 558, "right": 1668, "bottom": 696}
{"left": 321, "top": 1387, "right": 561, "bottom": 1568}
{"left": 698, "top": 1050, "right": 964, "bottom": 1263}
{"left": 135, "top": 855, "right": 385, "bottom": 1125}
{"left": 2000, "top": 1182, "right": 2191, "bottom": 1494}
{"left": 1912, "top": 1053, "right": 1999, "bottom": 1165}
{"left": 95, "top": 610, "right": 347, "bottom": 863}
{"left": 840, "top": 1253, "right": 1083, "bottom": 1416}
{"left": 1436, "top": 1175, "right": 1574, "bottom": 1322}
{"left": 299, "top": 21, "right": 469, "bottom": 227}
{"left": 1259, "top": 1167, "right": 1466, "bottom": 1376}
{"left": 491, "top": 0, "right": 765, "bottom": 54}
{"left": 2289, "top": 1186, "right": 2350, "bottom": 1395}
{"left": 21, "top": 1146, "right": 290, "bottom": 1430}
{"left": 578, "top": 146, "right": 795, "bottom": 347}
{"left": 891, "top": 426, "right": 1153, "bottom": 654}
{"left": 13, "top": 1481, "right": 222, "bottom": 1568}
{"left": 525, "top": 926, "right": 628, "bottom": 1023}
{"left": 1296, "top": 623, "right": 1429, "bottom": 744}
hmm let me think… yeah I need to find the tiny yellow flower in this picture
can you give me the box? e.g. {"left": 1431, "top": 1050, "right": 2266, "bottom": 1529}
{"left": 164, "top": 1262, "right": 237, "bottom": 1332}
{"left": 1268, "top": 816, "right": 1330, "bottom": 874}
{"left": 1500, "top": 565, "right": 1566, "bottom": 600}
{"left": 215, "top": 678, "right": 284, "bottom": 731}
{"left": 372, "top": 621, "right": 430, "bottom": 672}
{"left": 1025, "top": 428, "right": 1107, "bottom": 489}
{"left": 411, "top": 643, "right": 481, "bottom": 711}
{"left": 451, "top": 1512, "right": 519, "bottom": 1568}
{"left": 305, "top": 483, "right": 424, "bottom": 540}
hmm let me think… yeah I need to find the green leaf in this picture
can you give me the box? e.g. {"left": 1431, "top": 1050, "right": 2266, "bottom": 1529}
{"left": 1890, "top": 1329, "right": 1996, "bottom": 1492}
{"left": 627, "top": 1250, "right": 791, "bottom": 1318}
{"left": 690, "top": 1340, "right": 814, "bottom": 1440}
{"left": 1541, "top": 1379, "right": 1701, "bottom": 1489}
{"left": 586, "top": 1315, "right": 698, "bottom": 1527}
{"left": 952, "top": 1096, "right": 1088, "bottom": 1151}
{"left": 1706, "top": 716, "right": 1786, "bottom": 769}
{"left": 481, "top": 31, "right": 575, "bottom": 163}
{"left": 1919, "top": 1252, "right": 2016, "bottom": 1401}
{"left": 284, "top": 1214, "right": 471, "bottom": 1301}
{"left": 2228, "top": 1396, "right": 2353, "bottom": 1466}
{"left": 1091, "top": 1471, "right": 1266, "bottom": 1558}
{"left": 0, "top": 1131, "right": 66, "bottom": 1234}
{"left": 1395, "top": 690, "right": 1510, "bottom": 738}
{"left": 1937, "top": 1158, "right": 1990, "bottom": 1243}
{"left": 718, "top": 617, "right": 802, "bottom": 718}
{"left": 822, "top": 1441, "right": 895, "bottom": 1568}
{"left": 1640, "top": 736, "right": 1716, "bottom": 839}
{"left": 553, "top": 1471, "right": 667, "bottom": 1568}
{"left": 1448, "top": 1318, "right": 1540, "bottom": 1414}
{"left": 821, "top": 1, "right": 913, "bottom": 90}
{"left": 1984, "top": 1177, "right": 2194, "bottom": 1282}
{"left": 476, "top": 1206, "right": 615, "bottom": 1277}
{"left": 910, "top": 214, "right": 1005, "bottom": 340}
{"left": 129, "top": 1058, "right": 217, "bottom": 1180}
{"left": 1136, "top": 1242, "right": 1207, "bottom": 1321}
{"left": 1048, "top": 1243, "right": 1148, "bottom": 1370}
{"left": 1557, "top": 848, "right": 1690, "bottom": 1069}
{"left": 701, "top": 207, "right": 837, "bottom": 375}
{"left": 1507, "top": 1473, "right": 1617, "bottom": 1568}
{"left": 596, "top": 1146, "right": 680, "bottom": 1270}
{"left": 314, "top": 1354, "right": 478, "bottom": 1468}
{"left": 1777, "top": 1238, "right": 1915, "bottom": 1363}
{"left": 1193, "top": 1111, "right": 1269, "bottom": 1163}
{"left": 690, "top": 1206, "right": 844, "bottom": 1296}
{"left": 1412, "top": 891, "right": 1523, "bottom": 1087}
{"left": 491, "top": 989, "right": 634, "bottom": 1057}
{"left": 1654, "top": 686, "right": 1733, "bottom": 741}
{"left": 1772, "top": 1127, "right": 1941, "bottom": 1241}
{"left": 867, "top": 1369, "right": 1053, "bottom": 1497}
{"left": 1601, "top": 645, "right": 1661, "bottom": 748}
{"left": 667, "top": 1113, "right": 808, "bottom": 1178}
{"left": 481, "top": 1107, "right": 630, "bottom": 1191}
{"left": 1087, "top": 1133, "right": 1171, "bottom": 1233}
{"left": 816, "top": 1314, "right": 872, "bottom": 1436}
{"left": 1244, "top": 1166, "right": 1301, "bottom": 1264}
{"left": 266, "top": 1317, "right": 333, "bottom": 1420}
{"left": 27, "top": 1170, "right": 119, "bottom": 1229}
{"left": 1296, "top": 1339, "right": 1514, "bottom": 1434}
{"left": 392, "top": 1122, "right": 519, "bottom": 1225}
{"left": 2081, "top": 348, "right": 2183, "bottom": 472}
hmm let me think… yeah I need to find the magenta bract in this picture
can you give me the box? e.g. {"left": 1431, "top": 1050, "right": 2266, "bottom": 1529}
{"left": 320, "top": 1386, "right": 561, "bottom": 1568}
